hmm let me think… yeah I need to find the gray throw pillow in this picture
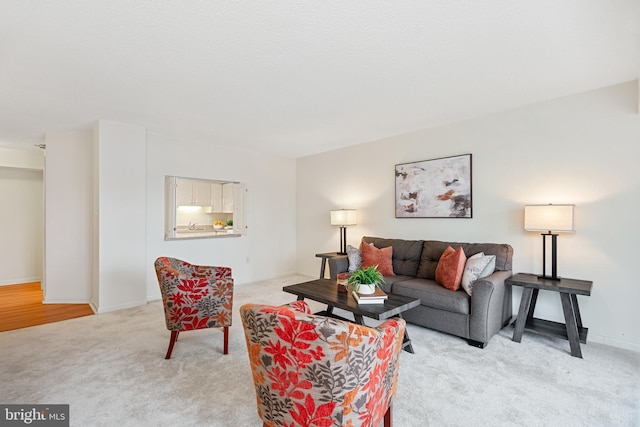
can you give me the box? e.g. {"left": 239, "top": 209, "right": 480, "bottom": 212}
{"left": 346, "top": 245, "right": 362, "bottom": 273}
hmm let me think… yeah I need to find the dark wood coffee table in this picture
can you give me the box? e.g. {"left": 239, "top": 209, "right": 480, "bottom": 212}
{"left": 283, "top": 278, "right": 420, "bottom": 353}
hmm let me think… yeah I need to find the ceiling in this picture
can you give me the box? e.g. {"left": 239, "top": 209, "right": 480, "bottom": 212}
{"left": 1, "top": 1, "right": 638, "bottom": 158}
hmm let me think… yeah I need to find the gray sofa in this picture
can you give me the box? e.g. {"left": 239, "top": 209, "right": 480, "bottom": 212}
{"left": 328, "top": 236, "right": 513, "bottom": 348}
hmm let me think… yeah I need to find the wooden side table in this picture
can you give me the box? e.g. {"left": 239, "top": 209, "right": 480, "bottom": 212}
{"left": 506, "top": 273, "right": 592, "bottom": 358}
{"left": 315, "top": 252, "right": 342, "bottom": 279}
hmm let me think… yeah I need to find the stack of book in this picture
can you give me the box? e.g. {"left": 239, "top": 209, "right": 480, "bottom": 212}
{"left": 352, "top": 287, "right": 388, "bottom": 304}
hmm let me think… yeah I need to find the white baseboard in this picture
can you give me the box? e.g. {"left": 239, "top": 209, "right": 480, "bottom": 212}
{"left": 589, "top": 334, "right": 640, "bottom": 353}
{"left": 94, "top": 299, "right": 148, "bottom": 314}
{"left": 43, "top": 298, "right": 91, "bottom": 305}
{"left": 0, "top": 276, "right": 42, "bottom": 286}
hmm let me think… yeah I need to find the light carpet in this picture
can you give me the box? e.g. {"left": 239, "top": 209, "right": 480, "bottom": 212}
{"left": 1, "top": 275, "right": 638, "bottom": 427}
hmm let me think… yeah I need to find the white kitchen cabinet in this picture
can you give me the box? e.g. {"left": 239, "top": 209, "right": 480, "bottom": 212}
{"left": 231, "top": 183, "right": 247, "bottom": 233}
{"left": 210, "top": 183, "right": 223, "bottom": 212}
{"left": 176, "top": 179, "right": 194, "bottom": 206}
{"left": 222, "top": 183, "right": 234, "bottom": 213}
{"left": 176, "top": 179, "right": 211, "bottom": 207}
{"left": 192, "top": 181, "right": 211, "bottom": 206}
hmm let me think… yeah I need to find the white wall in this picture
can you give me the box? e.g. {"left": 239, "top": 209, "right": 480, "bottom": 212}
{"left": 0, "top": 150, "right": 43, "bottom": 285}
{"left": 40, "top": 122, "right": 298, "bottom": 310}
{"left": 296, "top": 81, "right": 640, "bottom": 352}
{"left": 44, "top": 131, "right": 93, "bottom": 302}
{"left": 144, "top": 134, "right": 297, "bottom": 300}
{"left": 92, "top": 120, "right": 147, "bottom": 313}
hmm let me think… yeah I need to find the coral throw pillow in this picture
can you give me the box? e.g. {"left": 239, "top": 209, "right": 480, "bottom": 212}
{"left": 435, "top": 246, "right": 466, "bottom": 291}
{"left": 360, "top": 241, "right": 395, "bottom": 276}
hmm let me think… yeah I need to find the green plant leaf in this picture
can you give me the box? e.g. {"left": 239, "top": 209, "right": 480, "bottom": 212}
{"left": 347, "top": 265, "right": 384, "bottom": 289}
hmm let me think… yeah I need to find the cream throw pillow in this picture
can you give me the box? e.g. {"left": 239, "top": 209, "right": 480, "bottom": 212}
{"left": 461, "top": 252, "right": 496, "bottom": 296}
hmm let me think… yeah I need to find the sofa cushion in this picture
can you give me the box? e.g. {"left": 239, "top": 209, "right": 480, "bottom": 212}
{"left": 417, "top": 240, "right": 513, "bottom": 279}
{"left": 360, "top": 241, "right": 395, "bottom": 276}
{"left": 392, "top": 278, "right": 470, "bottom": 315}
{"left": 379, "top": 275, "right": 413, "bottom": 293}
{"left": 435, "top": 246, "right": 466, "bottom": 291}
{"left": 362, "top": 236, "right": 424, "bottom": 277}
{"left": 463, "top": 242, "right": 512, "bottom": 271}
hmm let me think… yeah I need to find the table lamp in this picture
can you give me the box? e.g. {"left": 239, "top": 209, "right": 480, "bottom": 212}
{"left": 524, "top": 204, "right": 575, "bottom": 280}
{"left": 330, "top": 209, "right": 357, "bottom": 255}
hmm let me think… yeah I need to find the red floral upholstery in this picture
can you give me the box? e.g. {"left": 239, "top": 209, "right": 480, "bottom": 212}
{"left": 154, "top": 257, "right": 233, "bottom": 359}
{"left": 240, "top": 301, "right": 406, "bottom": 427}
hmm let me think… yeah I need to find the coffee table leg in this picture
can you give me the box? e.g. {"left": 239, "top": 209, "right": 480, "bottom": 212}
{"left": 353, "top": 313, "right": 415, "bottom": 353}
{"left": 396, "top": 313, "right": 414, "bottom": 354}
{"left": 401, "top": 329, "right": 414, "bottom": 354}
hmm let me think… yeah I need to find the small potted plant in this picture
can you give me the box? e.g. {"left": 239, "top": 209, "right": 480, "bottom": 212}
{"left": 348, "top": 265, "right": 384, "bottom": 294}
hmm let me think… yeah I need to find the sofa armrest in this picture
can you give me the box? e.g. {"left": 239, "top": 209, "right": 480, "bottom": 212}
{"left": 469, "top": 270, "right": 513, "bottom": 344}
{"left": 328, "top": 255, "right": 349, "bottom": 279}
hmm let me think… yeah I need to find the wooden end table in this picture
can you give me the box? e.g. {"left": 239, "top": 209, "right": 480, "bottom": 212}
{"left": 507, "top": 273, "right": 592, "bottom": 358}
{"left": 283, "top": 278, "right": 420, "bottom": 353}
{"left": 315, "top": 252, "right": 342, "bottom": 278}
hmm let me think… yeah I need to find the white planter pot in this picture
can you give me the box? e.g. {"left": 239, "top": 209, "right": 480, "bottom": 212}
{"left": 356, "top": 283, "right": 376, "bottom": 295}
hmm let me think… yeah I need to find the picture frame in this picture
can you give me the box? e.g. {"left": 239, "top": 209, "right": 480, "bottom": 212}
{"left": 395, "top": 154, "right": 472, "bottom": 218}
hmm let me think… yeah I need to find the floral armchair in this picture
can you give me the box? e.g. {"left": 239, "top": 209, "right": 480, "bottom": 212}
{"left": 154, "top": 257, "right": 233, "bottom": 359}
{"left": 240, "top": 301, "right": 406, "bottom": 427}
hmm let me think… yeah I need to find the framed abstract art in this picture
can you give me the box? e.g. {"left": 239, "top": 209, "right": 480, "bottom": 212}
{"left": 395, "top": 154, "right": 472, "bottom": 218}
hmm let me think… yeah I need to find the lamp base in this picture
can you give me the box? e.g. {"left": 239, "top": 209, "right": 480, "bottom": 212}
{"left": 540, "top": 233, "right": 561, "bottom": 282}
{"left": 538, "top": 274, "right": 561, "bottom": 281}
{"left": 337, "top": 226, "right": 348, "bottom": 255}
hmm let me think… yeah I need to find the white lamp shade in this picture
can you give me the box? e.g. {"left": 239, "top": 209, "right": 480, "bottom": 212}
{"left": 524, "top": 204, "right": 575, "bottom": 232}
{"left": 330, "top": 209, "right": 357, "bottom": 226}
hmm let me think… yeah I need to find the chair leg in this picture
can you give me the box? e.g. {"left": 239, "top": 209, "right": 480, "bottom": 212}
{"left": 223, "top": 326, "right": 229, "bottom": 354}
{"left": 384, "top": 403, "right": 393, "bottom": 427}
{"left": 165, "top": 331, "right": 179, "bottom": 359}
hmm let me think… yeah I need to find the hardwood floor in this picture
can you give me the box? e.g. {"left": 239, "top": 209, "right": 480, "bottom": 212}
{"left": 0, "top": 282, "right": 94, "bottom": 332}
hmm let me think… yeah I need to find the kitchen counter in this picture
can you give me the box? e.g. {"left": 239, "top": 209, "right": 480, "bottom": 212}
{"left": 166, "top": 226, "right": 239, "bottom": 240}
